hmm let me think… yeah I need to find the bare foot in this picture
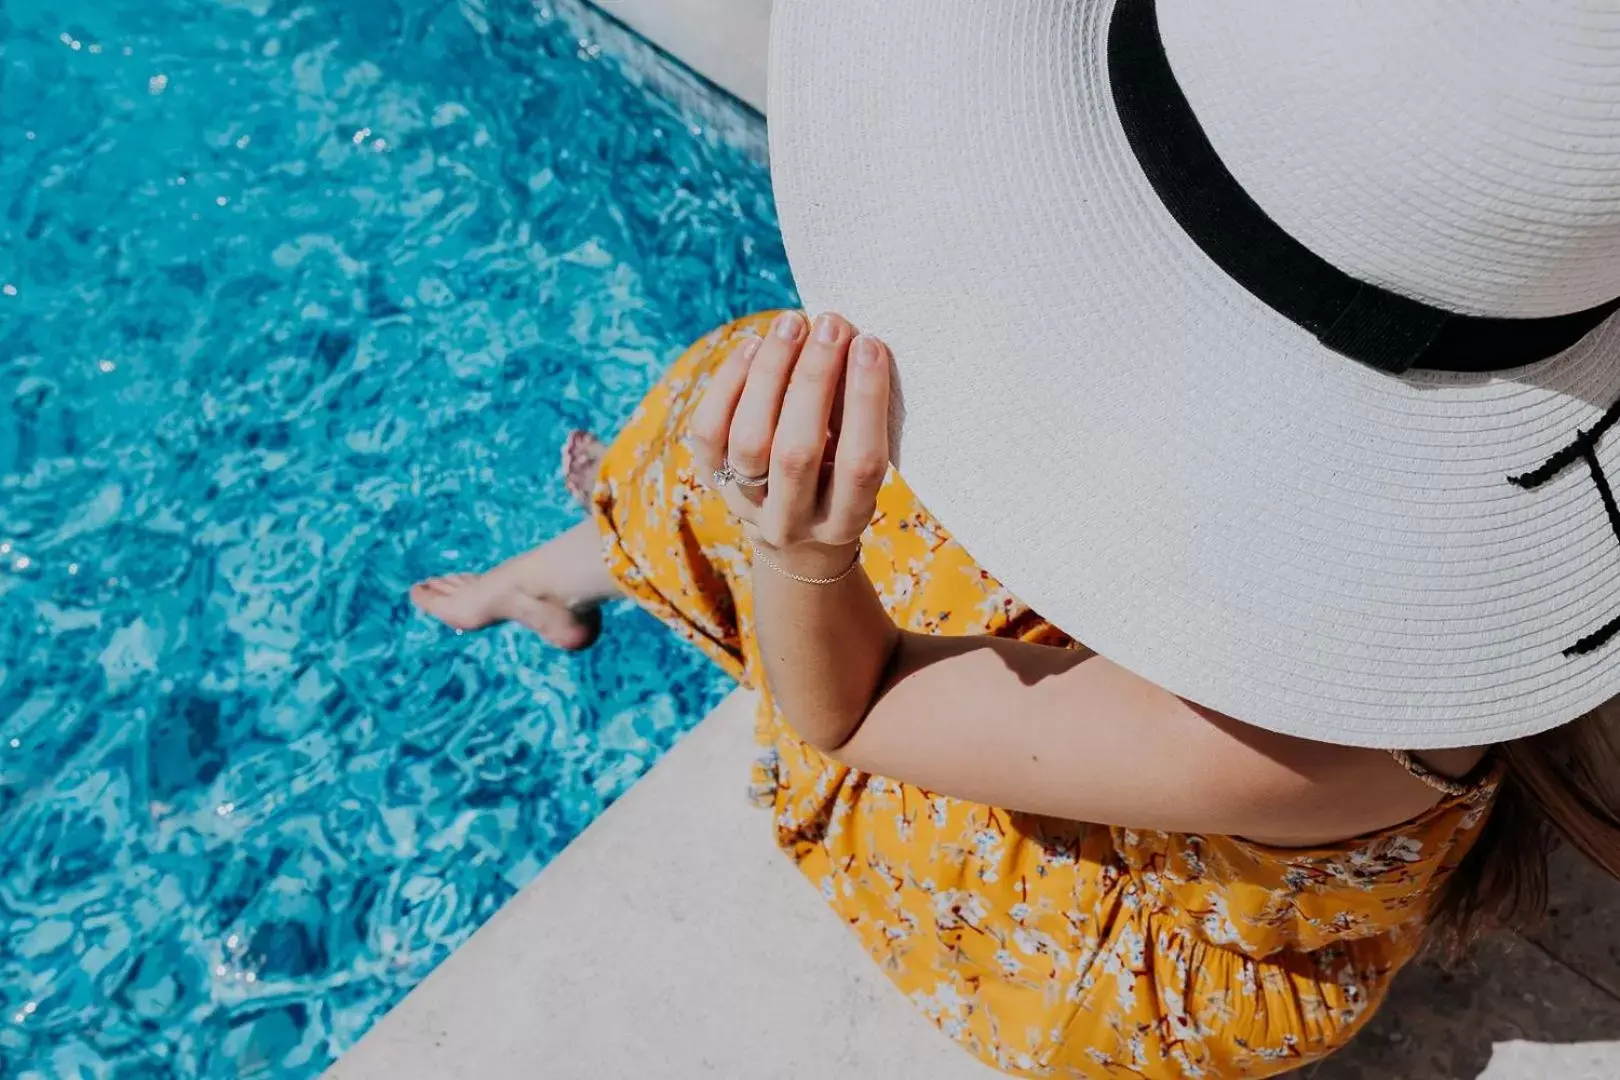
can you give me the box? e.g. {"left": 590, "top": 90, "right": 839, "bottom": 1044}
{"left": 410, "top": 571, "right": 600, "bottom": 649}
{"left": 561, "top": 430, "right": 606, "bottom": 508}
{"left": 410, "top": 521, "right": 620, "bottom": 648}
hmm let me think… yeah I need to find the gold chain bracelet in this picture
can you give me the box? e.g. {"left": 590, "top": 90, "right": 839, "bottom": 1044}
{"left": 749, "top": 540, "right": 864, "bottom": 586}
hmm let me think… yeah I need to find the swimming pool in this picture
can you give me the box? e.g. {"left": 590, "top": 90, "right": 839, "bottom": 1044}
{"left": 0, "top": 0, "right": 794, "bottom": 1074}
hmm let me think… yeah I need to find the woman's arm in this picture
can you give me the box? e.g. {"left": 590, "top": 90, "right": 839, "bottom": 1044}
{"left": 690, "top": 311, "right": 1451, "bottom": 845}
{"left": 750, "top": 582, "right": 1445, "bottom": 843}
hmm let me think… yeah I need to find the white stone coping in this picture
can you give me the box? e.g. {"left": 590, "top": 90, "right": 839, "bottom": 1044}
{"left": 590, "top": 0, "right": 772, "bottom": 112}
{"left": 323, "top": 690, "right": 996, "bottom": 1079}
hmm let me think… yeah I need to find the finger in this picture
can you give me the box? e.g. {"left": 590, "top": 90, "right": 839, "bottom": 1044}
{"left": 727, "top": 311, "right": 807, "bottom": 484}
{"left": 826, "top": 334, "right": 892, "bottom": 537}
{"left": 687, "top": 333, "right": 762, "bottom": 478}
{"left": 766, "top": 313, "right": 851, "bottom": 540}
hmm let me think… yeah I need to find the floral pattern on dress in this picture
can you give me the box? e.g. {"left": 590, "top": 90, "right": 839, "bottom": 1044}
{"left": 593, "top": 313, "right": 1500, "bottom": 1079}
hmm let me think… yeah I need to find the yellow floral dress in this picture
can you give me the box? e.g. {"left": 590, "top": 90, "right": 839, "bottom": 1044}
{"left": 591, "top": 313, "right": 1499, "bottom": 1079}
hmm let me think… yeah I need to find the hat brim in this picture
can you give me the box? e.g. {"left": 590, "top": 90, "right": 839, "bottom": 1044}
{"left": 767, "top": 0, "right": 1620, "bottom": 748}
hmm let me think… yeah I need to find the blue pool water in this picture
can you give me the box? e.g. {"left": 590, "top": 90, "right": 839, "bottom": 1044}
{"left": 0, "top": 0, "right": 795, "bottom": 1074}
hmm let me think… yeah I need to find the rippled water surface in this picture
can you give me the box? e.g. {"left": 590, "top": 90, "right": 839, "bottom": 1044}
{"left": 0, "top": 0, "right": 794, "bottom": 1073}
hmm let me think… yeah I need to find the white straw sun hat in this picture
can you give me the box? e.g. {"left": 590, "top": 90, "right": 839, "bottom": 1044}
{"left": 767, "top": 0, "right": 1620, "bottom": 749}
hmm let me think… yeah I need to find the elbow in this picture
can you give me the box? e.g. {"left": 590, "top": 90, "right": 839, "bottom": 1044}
{"left": 781, "top": 707, "right": 868, "bottom": 759}
{"left": 776, "top": 678, "right": 891, "bottom": 760}
{"left": 769, "top": 628, "right": 905, "bottom": 759}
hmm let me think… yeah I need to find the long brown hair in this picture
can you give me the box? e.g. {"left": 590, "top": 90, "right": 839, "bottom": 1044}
{"left": 1429, "top": 699, "right": 1620, "bottom": 957}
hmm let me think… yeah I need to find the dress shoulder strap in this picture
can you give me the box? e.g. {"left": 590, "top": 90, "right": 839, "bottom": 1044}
{"left": 1389, "top": 749, "right": 1477, "bottom": 797}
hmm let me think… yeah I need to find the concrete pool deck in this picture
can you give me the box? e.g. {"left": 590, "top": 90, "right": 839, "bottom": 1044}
{"left": 324, "top": 691, "right": 997, "bottom": 1079}
{"left": 327, "top": 3, "right": 1620, "bottom": 1077}
{"left": 327, "top": 689, "right": 1620, "bottom": 1080}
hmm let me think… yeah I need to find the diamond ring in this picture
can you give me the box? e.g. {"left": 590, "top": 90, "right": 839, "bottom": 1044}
{"left": 713, "top": 458, "right": 769, "bottom": 489}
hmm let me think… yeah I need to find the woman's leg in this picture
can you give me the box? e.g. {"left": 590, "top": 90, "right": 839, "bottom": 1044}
{"left": 411, "top": 431, "right": 619, "bottom": 647}
{"left": 412, "top": 313, "right": 778, "bottom": 662}
{"left": 409, "top": 519, "right": 622, "bottom": 647}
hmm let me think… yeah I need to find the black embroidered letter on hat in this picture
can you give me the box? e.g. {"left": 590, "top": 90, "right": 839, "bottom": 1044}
{"left": 1510, "top": 396, "right": 1620, "bottom": 657}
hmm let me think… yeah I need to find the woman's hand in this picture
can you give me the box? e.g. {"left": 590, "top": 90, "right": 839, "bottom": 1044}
{"left": 688, "top": 310, "right": 892, "bottom": 577}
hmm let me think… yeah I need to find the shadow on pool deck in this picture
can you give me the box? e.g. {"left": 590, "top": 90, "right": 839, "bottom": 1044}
{"left": 1307, "top": 849, "right": 1620, "bottom": 1079}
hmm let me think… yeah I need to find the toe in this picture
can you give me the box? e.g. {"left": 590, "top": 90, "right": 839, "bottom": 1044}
{"left": 563, "top": 430, "right": 607, "bottom": 506}
{"left": 410, "top": 583, "right": 451, "bottom": 612}
{"left": 572, "top": 435, "right": 606, "bottom": 471}
{"left": 566, "top": 430, "right": 604, "bottom": 462}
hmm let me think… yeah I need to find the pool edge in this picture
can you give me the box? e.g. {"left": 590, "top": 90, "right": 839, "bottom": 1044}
{"left": 581, "top": 0, "right": 771, "bottom": 114}
{"left": 320, "top": 689, "right": 997, "bottom": 1079}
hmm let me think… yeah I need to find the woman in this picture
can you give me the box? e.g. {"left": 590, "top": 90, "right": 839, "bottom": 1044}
{"left": 413, "top": 0, "right": 1620, "bottom": 1075}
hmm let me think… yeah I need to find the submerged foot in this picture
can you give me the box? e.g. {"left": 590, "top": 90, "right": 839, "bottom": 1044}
{"left": 412, "top": 441, "right": 615, "bottom": 647}
{"left": 409, "top": 566, "right": 601, "bottom": 650}
{"left": 561, "top": 430, "right": 607, "bottom": 508}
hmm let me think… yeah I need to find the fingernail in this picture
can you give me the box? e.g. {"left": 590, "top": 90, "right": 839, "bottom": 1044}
{"left": 852, "top": 335, "right": 883, "bottom": 367}
{"left": 735, "top": 336, "right": 761, "bottom": 362}
{"left": 772, "top": 311, "right": 804, "bottom": 341}
{"left": 813, "top": 313, "right": 842, "bottom": 344}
